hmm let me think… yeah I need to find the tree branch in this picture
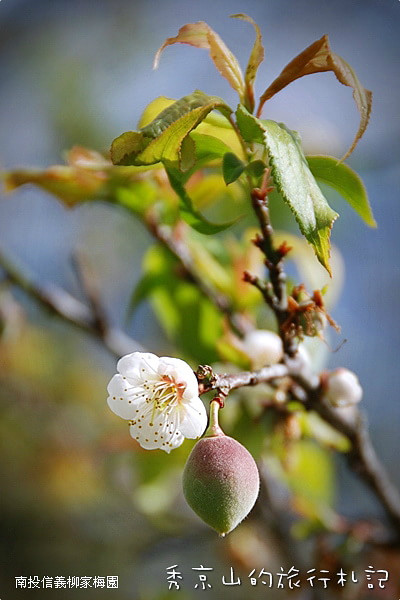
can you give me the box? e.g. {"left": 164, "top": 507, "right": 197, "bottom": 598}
{"left": 0, "top": 247, "right": 142, "bottom": 358}
{"left": 198, "top": 362, "right": 400, "bottom": 540}
{"left": 2, "top": 215, "right": 400, "bottom": 544}
{"left": 308, "top": 394, "right": 400, "bottom": 536}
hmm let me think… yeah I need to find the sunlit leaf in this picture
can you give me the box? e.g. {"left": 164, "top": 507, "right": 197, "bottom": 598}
{"left": 188, "top": 234, "right": 233, "bottom": 295}
{"left": 178, "top": 134, "right": 196, "bottom": 172}
{"left": 222, "top": 152, "right": 245, "bottom": 185}
{"left": 138, "top": 96, "right": 175, "bottom": 128}
{"left": 66, "top": 146, "right": 112, "bottom": 169}
{"left": 138, "top": 97, "right": 233, "bottom": 164}
{"left": 131, "top": 246, "right": 222, "bottom": 363}
{"left": 187, "top": 174, "right": 229, "bottom": 210}
{"left": 258, "top": 35, "right": 372, "bottom": 160}
{"left": 110, "top": 132, "right": 146, "bottom": 166}
{"left": 166, "top": 166, "right": 238, "bottom": 235}
{"left": 190, "top": 133, "right": 231, "bottom": 162}
{"left": 115, "top": 181, "right": 158, "bottom": 216}
{"left": 139, "top": 97, "right": 242, "bottom": 155}
{"left": 265, "top": 121, "right": 338, "bottom": 273}
{"left": 285, "top": 440, "right": 335, "bottom": 507}
{"left": 299, "top": 412, "right": 350, "bottom": 452}
{"left": 2, "top": 166, "right": 105, "bottom": 206}
{"left": 231, "top": 14, "right": 264, "bottom": 112}
{"left": 269, "top": 439, "right": 338, "bottom": 528}
{"left": 236, "top": 107, "right": 338, "bottom": 273}
{"left": 111, "top": 90, "right": 232, "bottom": 169}
{"left": 128, "top": 246, "right": 176, "bottom": 315}
{"left": 236, "top": 103, "right": 265, "bottom": 143}
{"left": 2, "top": 143, "right": 166, "bottom": 209}
{"left": 307, "top": 155, "right": 376, "bottom": 227}
{"left": 154, "top": 21, "right": 245, "bottom": 103}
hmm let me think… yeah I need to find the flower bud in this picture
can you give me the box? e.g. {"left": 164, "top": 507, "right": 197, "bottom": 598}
{"left": 242, "top": 329, "right": 283, "bottom": 370}
{"left": 183, "top": 433, "right": 260, "bottom": 536}
{"left": 325, "top": 368, "right": 362, "bottom": 408}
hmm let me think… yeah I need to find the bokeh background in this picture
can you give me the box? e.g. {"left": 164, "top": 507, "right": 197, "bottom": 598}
{"left": 0, "top": 0, "right": 399, "bottom": 598}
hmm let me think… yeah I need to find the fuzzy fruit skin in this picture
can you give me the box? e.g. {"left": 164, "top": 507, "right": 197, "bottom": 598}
{"left": 183, "top": 435, "right": 260, "bottom": 535}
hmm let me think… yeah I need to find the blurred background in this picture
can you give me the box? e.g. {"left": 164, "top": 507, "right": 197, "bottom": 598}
{"left": 0, "top": 0, "right": 399, "bottom": 598}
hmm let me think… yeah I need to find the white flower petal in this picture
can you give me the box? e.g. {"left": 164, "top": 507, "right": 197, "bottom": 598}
{"left": 129, "top": 405, "right": 184, "bottom": 452}
{"left": 158, "top": 356, "right": 198, "bottom": 398}
{"left": 179, "top": 399, "right": 207, "bottom": 439}
{"left": 107, "top": 374, "right": 144, "bottom": 420}
{"left": 242, "top": 330, "right": 283, "bottom": 369}
{"left": 164, "top": 431, "right": 184, "bottom": 453}
{"left": 108, "top": 352, "right": 204, "bottom": 452}
{"left": 117, "top": 352, "right": 160, "bottom": 382}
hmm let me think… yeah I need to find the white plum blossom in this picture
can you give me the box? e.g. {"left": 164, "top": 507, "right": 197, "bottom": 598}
{"left": 325, "top": 368, "right": 363, "bottom": 408}
{"left": 107, "top": 352, "right": 207, "bottom": 453}
{"left": 242, "top": 329, "right": 284, "bottom": 370}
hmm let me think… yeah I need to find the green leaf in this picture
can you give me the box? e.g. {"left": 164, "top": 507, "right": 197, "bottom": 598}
{"left": 110, "top": 132, "right": 146, "bottom": 166}
{"left": 285, "top": 440, "right": 335, "bottom": 507}
{"left": 230, "top": 406, "right": 266, "bottom": 460}
{"left": 236, "top": 104, "right": 265, "bottom": 143}
{"left": 264, "top": 119, "right": 338, "bottom": 273}
{"left": 138, "top": 97, "right": 242, "bottom": 156}
{"left": 1, "top": 147, "right": 163, "bottom": 208}
{"left": 231, "top": 14, "right": 264, "bottom": 112}
{"left": 245, "top": 159, "right": 266, "bottom": 179}
{"left": 166, "top": 167, "right": 238, "bottom": 235}
{"left": 138, "top": 96, "right": 175, "bottom": 128}
{"left": 299, "top": 412, "right": 350, "bottom": 452}
{"left": 154, "top": 21, "right": 245, "bottom": 104}
{"left": 190, "top": 132, "right": 231, "bottom": 161}
{"left": 128, "top": 246, "right": 176, "bottom": 317}
{"left": 307, "top": 155, "right": 376, "bottom": 227}
{"left": 115, "top": 181, "right": 157, "bottom": 216}
{"left": 236, "top": 107, "right": 338, "bottom": 272}
{"left": 179, "top": 134, "right": 196, "bottom": 172}
{"left": 111, "top": 90, "right": 232, "bottom": 168}
{"left": 131, "top": 246, "right": 223, "bottom": 364}
{"left": 258, "top": 35, "right": 372, "bottom": 161}
{"left": 222, "top": 152, "right": 245, "bottom": 185}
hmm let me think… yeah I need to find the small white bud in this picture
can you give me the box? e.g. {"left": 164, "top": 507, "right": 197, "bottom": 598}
{"left": 333, "top": 404, "right": 358, "bottom": 425}
{"left": 297, "top": 344, "right": 311, "bottom": 370}
{"left": 242, "top": 330, "right": 283, "bottom": 370}
{"left": 325, "top": 368, "right": 363, "bottom": 408}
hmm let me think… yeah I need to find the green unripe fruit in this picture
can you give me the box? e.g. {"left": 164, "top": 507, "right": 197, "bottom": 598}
{"left": 182, "top": 432, "right": 260, "bottom": 536}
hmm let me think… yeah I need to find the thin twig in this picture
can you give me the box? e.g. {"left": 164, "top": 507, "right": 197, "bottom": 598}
{"left": 71, "top": 250, "right": 109, "bottom": 337}
{"left": 246, "top": 175, "right": 298, "bottom": 355}
{"left": 198, "top": 363, "right": 290, "bottom": 395}
{"left": 0, "top": 248, "right": 142, "bottom": 358}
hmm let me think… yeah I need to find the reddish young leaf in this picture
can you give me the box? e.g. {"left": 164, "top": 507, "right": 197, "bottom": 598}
{"left": 154, "top": 21, "right": 245, "bottom": 104}
{"left": 231, "top": 14, "right": 265, "bottom": 113}
{"left": 257, "top": 35, "right": 372, "bottom": 160}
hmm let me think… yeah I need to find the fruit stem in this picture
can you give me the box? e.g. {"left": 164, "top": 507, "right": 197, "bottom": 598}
{"left": 205, "top": 400, "right": 225, "bottom": 438}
